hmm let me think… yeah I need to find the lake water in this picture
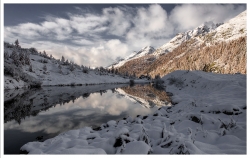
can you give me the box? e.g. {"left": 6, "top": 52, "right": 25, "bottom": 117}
{"left": 4, "top": 84, "right": 171, "bottom": 154}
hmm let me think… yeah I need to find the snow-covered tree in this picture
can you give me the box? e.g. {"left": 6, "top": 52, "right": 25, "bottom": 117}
{"left": 10, "top": 51, "right": 21, "bottom": 67}
{"left": 14, "top": 39, "right": 19, "bottom": 48}
{"left": 24, "top": 53, "right": 30, "bottom": 65}
{"left": 43, "top": 50, "right": 47, "bottom": 58}
{"left": 61, "top": 56, "right": 65, "bottom": 63}
{"left": 111, "top": 66, "right": 115, "bottom": 74}
{"left": 10, "top": 51, "right": 17, "bottom": 60}
{"left": 19, "top": 51, "right": 25, "bottom": 65}
{"left": 69, "top": 64, "right": 75, "bottom": 72}
{"left": 4, "top": 51, "right": 9, "bottom": 60}
{"left": 65, "top": 59, "right": 69, "bottom": 65}
{"left": 29, "top": 47, "right": 38, "bottom": 54}
{"left": 115, "top": 69, "right": 118, "bottom": 74}
{"left": 13, "top": 70, "right": 20, "bottom": 82}
{"left": 82, "top": 66, "right": 89, "bottom": 74}
{"left": 43, "top": 64, "right": 47, "bottom": 72}
{"left": 29, "top": 65, "right": 33, "bottom": 72}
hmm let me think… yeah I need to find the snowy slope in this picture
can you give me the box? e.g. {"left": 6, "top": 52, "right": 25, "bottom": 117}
{"left": 20, "top": 70, "right": 246, "bottom": 154}
{"left": 153, "top": 21, "right": 223, "bottom": 56}
{"left": 208, "top": 10, "right": 246, "bottom": 43}
{"left": 108, "top": 46, "right": 155, "bottom": 68}
{"left": 4, "top": 45, "right": 150, "bottom": 89}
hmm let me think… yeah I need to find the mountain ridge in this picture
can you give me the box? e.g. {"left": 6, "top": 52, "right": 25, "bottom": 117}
{"left": 115, "top": 10, "right": 246, "bottom": 77}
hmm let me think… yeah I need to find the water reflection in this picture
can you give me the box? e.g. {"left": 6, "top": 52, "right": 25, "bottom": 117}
{"left": 120, "top": 84, "right": 171, "bottom": 107}
{"left": 4, "top": 84, "right": 170, "bottom": 154}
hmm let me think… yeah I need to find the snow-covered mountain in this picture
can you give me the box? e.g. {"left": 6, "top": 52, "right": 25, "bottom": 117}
{"left": 108, "top": 46, "right": 155, "bottom": 68}
{"left": 153, "top": 21, "right": 223, "bottom": 56}
{"left": 111, "top": 10, "right": 246, "bottom": 71}
{"left": 115, "top": 10, "right": 246, "bottom": 77}
{"left": 152, "top": 10, "right": 246, "bottom": 56}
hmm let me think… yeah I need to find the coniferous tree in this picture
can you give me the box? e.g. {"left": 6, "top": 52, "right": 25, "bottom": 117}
{"left": 65, "top": 59, "right": 69, "bottom": 65}
{"left": 14, "top": 39, "right": 19, "bottom": 48}
{"left": 29, "top": 65, "right": 33, "bottom": 72}
{"left": 111, "top": 66, "right": 115, "bottom": 74}
{"left": 10, "top": 51, "right": 21, "bottom": 67}
{"left": 43, "top": 64, "right": 47, "bottom": 72}
{"left": 19, "top": 51, "right": 25, "bottom": 65}
{"left": 4, "top": 51, "right": 9, "bottom": 60}
{"left": 24, "top": 53, "right": 30, "bottom": 65}
{"left": 61, "top": 56, "right": 65, "bottom": 63}
{"left": 69, "top": 63, "right": 75, "bottom": 72}
{"left": 58, "top": 64, "right": 62, "bottom": 74}
{"left": 10, "top": 51, "right": 17, "bottom": 60}
{"left": 43, "top": 50, "right": 47, "bottom": 57}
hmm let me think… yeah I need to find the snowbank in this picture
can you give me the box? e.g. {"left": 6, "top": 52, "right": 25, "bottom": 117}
{"left": 20, "top": 70, "right": 246, "bottom": 154}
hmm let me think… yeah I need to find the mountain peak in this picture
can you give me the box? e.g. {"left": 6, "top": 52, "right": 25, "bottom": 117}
{"left": 137, "top": 46, "right": 155, "bottom": 55}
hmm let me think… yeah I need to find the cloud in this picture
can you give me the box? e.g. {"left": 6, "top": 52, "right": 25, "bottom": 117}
{"left": 4, "top": 4, "right": 246, "bottom": 67}
{"left": 124, "top": 4, "right": 174, "bottom": 49}
{"left": 169, "top": 4, "right": 246, "bottom": 32}
{"left": 80, "top": 39, "right": 129, "bottom": 67}
{"left": 103, "top": 6, "right": 133, "bottom": 36}
{"left": 72, "top": 39, "right": 94, "bottom": 45}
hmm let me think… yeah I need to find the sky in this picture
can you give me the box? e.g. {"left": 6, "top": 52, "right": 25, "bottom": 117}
{"left": 4, "top": 3, "right": 246, "bottom": 67}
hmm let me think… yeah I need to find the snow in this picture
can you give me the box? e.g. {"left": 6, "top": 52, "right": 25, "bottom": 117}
{"left": 4, "top": 46, "right": 150, "bottom": 89}
{"left": 20, "top": 70, "right": 246, "bottom": 154}
{"left": 153, "top": 21, "right": 222, "bottom": 56}
{"left": 211, "top": 10, "right": 246, "bottom": 42}
{"left": 108, "top": 46, "right": 155, "bottom": 68}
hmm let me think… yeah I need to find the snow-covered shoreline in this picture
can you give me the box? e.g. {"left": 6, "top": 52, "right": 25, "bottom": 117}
{"left": 20, "top": 70, "right": 246, "bottom": 154}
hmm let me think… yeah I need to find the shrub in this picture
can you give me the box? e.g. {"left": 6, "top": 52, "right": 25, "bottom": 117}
{"left": 167, "top": 77, "right": 184, "bottom": 88}
{"left": 39, "top": 59, "right": 48, "bottom": 63}
{"left": 218, "top": 118, "right": 236, "bottom": 130}
{"left": 69, "top": 64, "right": 75, "bottom": 72}
{"left": 4, "top": 51, "right": 9, "bottom": 60}
{"left": 29, "top": 47, "right": 38, "bottom": 54}
{"left": 13, "top": 72, "right": 20, "bottom": 82}
{"left": 29, "top": 65, "right": 33, "bottom": 72}
{"left": 29, "top": 80, "right": 42, "bottom": 88}
{"left": 153, "top": 74, "right": 165, "bottom": 89}
{"left": 129, "top": 79, "right": 135, "bottom": 86}
{"left": 4, "top": 65, "right": 15, "bottom": 76}
{"left": 43, "top": 64, "right": 47, "bottom": 71}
